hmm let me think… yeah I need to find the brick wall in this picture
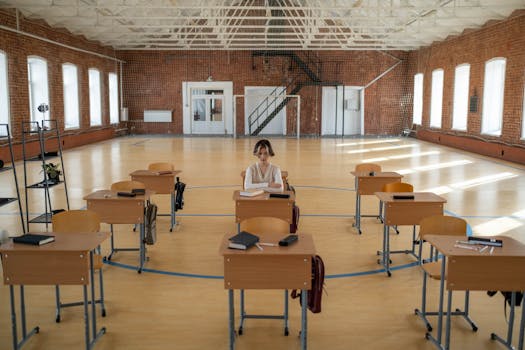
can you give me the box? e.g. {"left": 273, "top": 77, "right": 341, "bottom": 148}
{"left": 0, "top": 9, "right": 120, "bottom": 161}
{"left": 407, "top": 10, "right": 525, "bottom": 164}
{"left": 117, "top": 50, "right": 409, "bottom": 136}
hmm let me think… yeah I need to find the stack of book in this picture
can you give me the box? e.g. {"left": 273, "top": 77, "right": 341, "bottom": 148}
{"left": 239, "top": 189, "right": 264, "bottom": 197}
{"left": 228, "top": 231, "right": 260, "bottom": 250}
{"left": 13, "top": 233, "right": 55, "bottom": 246}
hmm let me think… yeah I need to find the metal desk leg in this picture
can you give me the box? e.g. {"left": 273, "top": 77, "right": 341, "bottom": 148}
{"left": 88, "top": 251, "right": 106, "bottom": 349}
{"left": 445, "top": 290, "right": 453, "bottom": 349}
{"left": 518, "top": 292, "right": 524, "bottom": 350}
{"left": 353, "top": 179, "right": 362, "bottom": 234}
{"left": 301, "top": 290, "right": 308, "bottom": 350}
{"left": 491, "top": 292, "right": 516, "bottom": 349}
{"left": 83, "top": 284, "right": 90, "bottom": 350}
{"left": 229, "top": 290, "right": 235, "bottom": 350}
{"left": 8, "top": 285, "right": 41, "bottom": 350}
{"left": 9, "top": 285, "right": 18, "bottom": 350}
{"left": 426, "top": 256, "right": 446, "bottom": 350}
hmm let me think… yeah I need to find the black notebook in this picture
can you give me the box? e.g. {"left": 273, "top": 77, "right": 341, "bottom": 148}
{"left": 13, "top": 233, "right": 55, "bottom": 246}
{"left": 393, "top": 194, "right": 415, "bottom": 200}
{"left": 228, "top": 231, "right": 260, "bottom": 250}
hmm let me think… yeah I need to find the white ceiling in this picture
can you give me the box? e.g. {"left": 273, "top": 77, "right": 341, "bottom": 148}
{"left": 1, "top": 0, "right": 524, "bottom": 51}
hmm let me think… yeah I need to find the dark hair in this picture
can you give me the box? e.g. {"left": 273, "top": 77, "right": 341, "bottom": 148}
{"left": 253, "top": 139, "right": 275, "bottom": 157}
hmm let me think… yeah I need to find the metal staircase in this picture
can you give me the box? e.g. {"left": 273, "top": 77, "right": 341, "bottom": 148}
{"left": 249, "top": 51, "right": 339, "bottom": 136}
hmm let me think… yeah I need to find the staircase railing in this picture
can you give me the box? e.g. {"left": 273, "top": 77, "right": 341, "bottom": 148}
{"left": 248, "top": 51, "right": 321, "bottom": 135}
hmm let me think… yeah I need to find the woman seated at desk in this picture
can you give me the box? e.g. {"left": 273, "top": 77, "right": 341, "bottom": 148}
{"left": 244, "top": 139, "right": 284, "bottom": 192}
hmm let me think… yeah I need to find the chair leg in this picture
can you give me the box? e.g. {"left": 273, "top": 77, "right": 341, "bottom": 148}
{"left": 415, "top": 271, "right": 433, "bottom": 332}
{"left": 55, "top": 285, "right": 61, "bottom": 323}
{"left": 108, "top": 224, "right": 115, "bottom": 260}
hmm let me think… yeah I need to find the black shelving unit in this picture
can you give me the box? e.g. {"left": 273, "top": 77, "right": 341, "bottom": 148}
{"left": 22, "top": 120, "right": 69, "bottom": 231}
{"left": 0, "top": 124, "right": 25, "bottom": 233}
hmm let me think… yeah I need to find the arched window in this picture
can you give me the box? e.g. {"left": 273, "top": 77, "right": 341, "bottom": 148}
{"left": 430, "top": 69, "right": 444, "bottom": 128}
{"left": 27, "top": 56, "right": 50, "bottom": 126}
{"left": 412, "top": 73, "right": 423, "bottom": 125}
{"left": 88, "top": 68, "right": 102, "bottom": 126}
{"left": 108, "top": 72, "right": 119, "bottom": 124}
{"left": 0, "top": 51, "right": 9, "bottom": 136}
{"left": 482, "top": 58, "right": 506, "bottom": 136}
{"left": 452, "top": 64, "right": 470, "bottom": 131}
{"left": 62, "top": 63, "right": 79, "bottom": 129}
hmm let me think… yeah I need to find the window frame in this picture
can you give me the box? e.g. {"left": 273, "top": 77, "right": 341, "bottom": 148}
{"left": 27, "top": 56, "right": 50, "bottom": 127}
{"left": 412, "top": 73, "right": 423, "bottom": 125}
{"left": 108, "top": 72, "right": 119, "bottom": 125}
{"left": 0, "top": 50, "right": 10, "bottom": 136}
{"left": 88, "top": 68, "right": 102, "bottom": 126}
{"left": 452, "top": 64, "right": 470, "bottom": 131}
{"left": 62, "top": 63, "right": 80, "bottom": 130}
{"left": 430, "top": 68, "right": 444, "bottom": 128}
{"left": 481, "top": 57, "right": 506, "bottom": 136}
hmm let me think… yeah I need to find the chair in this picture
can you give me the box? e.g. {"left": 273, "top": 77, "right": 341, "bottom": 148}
{"left": 381, "top": 182, "right": 414, "bottom": 234}
{"left": 414, "top": 215, "right": 477, "bottom": 333}
{"left": 52, "top": 210, "right": 105, "bottom": 322}
{"left": 238, "top": 217, "right": 292, "bottom": 336}
{"left": 111, "top": 180, "right": 145, "bottom": 192}
{"left": 109, "top": 180, "right": 146, "bottom": 252}
{"left": 148, "top": 162, "right": 174, "bottom": 171}
{"left": 355, "top": 163, "right": 381, "bottom": 173}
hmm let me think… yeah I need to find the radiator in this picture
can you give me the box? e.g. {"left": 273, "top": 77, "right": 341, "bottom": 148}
{"left": 144, "top": 110, "right": 172, "bottom": 122}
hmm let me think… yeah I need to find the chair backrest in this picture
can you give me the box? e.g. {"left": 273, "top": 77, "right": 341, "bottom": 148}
{"left": 240, "top": 217, "right": 290, "bottom": 235}
{"left": 52, "top": 210, "right": 100, "bottom": 233}
{"left": 148, "top": 162, "right": 174, "bottom": 171}
{"left": 111, "top": 180, "right": 145, "bottom": 191}
{"left": 419, "top": 215, "right": 467, "bottom": 239}
{"left": 355, "top": 163, "right": 381, "bottom": 173}
{"left": 382, "top": 182, "right": 413, "bottom": 192}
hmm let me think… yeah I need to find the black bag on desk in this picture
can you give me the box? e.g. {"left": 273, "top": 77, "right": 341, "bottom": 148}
{"left": 291, "top": 255, "right": 325, "bottom": 313}
{"left": 174, "top": 177, "right": 186, "bottom": 211}
{"left": 144, "top": 203, "right": 158, "bottom": 245}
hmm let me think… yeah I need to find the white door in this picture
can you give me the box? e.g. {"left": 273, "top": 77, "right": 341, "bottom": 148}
{"left": 244, "top": 86, "right": 286, "bottom": 135}
{"left": 191, "top": 89, "right": 225, "bottom": 134}
{"left": 182, "top": 81, "right": 233, "bottom": 135}
{"left": 321, "top": 86, "right": 363, "bottom": 136}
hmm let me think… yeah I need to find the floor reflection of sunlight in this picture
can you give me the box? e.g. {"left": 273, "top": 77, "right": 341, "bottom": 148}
{"left": 422, "top": 172, "right": 518, "bottom": 194}
{"left": 336, "top": 139, "right": 401, "bottom": 147}
{"left": 362, "top": 150, "right": 439, "bottom": 163}
{"left": 473, "top": 217, "right": 523, "bottom": 235}
{"left": 347, "top": 144, "right": 416, "bottom": 154}
{"left": 396, "top": 159, "right": 472, "bottom": 175}
{"left": 512, "top": 209, "right": 525, "bottom": 219}
{"left": 450, "top": 172, "right": 518, "bottom": 189}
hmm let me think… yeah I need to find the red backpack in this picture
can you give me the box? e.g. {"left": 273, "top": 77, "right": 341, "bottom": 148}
{"left": 291, "top": 255, "right": 325, "bottom": 313}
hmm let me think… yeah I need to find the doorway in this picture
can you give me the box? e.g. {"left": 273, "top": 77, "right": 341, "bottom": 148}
{"left": 244, "top": 86, "right": 286, "bottom": 135}
{"left": 321, "top": 86, "right": 363, "bottom": 136}
{"left": 182, "top": 81, "right": 233, "bottom": 135}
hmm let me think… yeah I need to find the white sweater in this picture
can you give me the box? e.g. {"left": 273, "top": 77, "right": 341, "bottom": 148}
{"left": 244, "top": 163, "right": 284, "bottom": 191}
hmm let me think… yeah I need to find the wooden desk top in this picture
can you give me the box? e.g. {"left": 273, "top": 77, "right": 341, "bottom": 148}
{"left": 351, "top": 171, "right": 402, "bottom": 178}
{"left": 425, "top": 235, "right": 525, "bottom": 257}
{"left": 232, "top": 190, "right": 295, "bottom": 202}
{"left": 0, "top": 232, "right": 110, "bottom": 253}
{"left": 375, "top": 192, "right": 447, "bottom": 203}
{"left": 219, "top": 232, "right": 315, "bottom": 257}
{"left": 130, "top": 170, "right": 181, "bottom": 177}
{"left": 83, "top": 189, "right": 154, "bottom": 201}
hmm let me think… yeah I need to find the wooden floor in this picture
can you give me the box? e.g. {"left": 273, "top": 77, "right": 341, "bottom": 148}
{"left": 0, "top": 136, "right": 524, "bottom": 350}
